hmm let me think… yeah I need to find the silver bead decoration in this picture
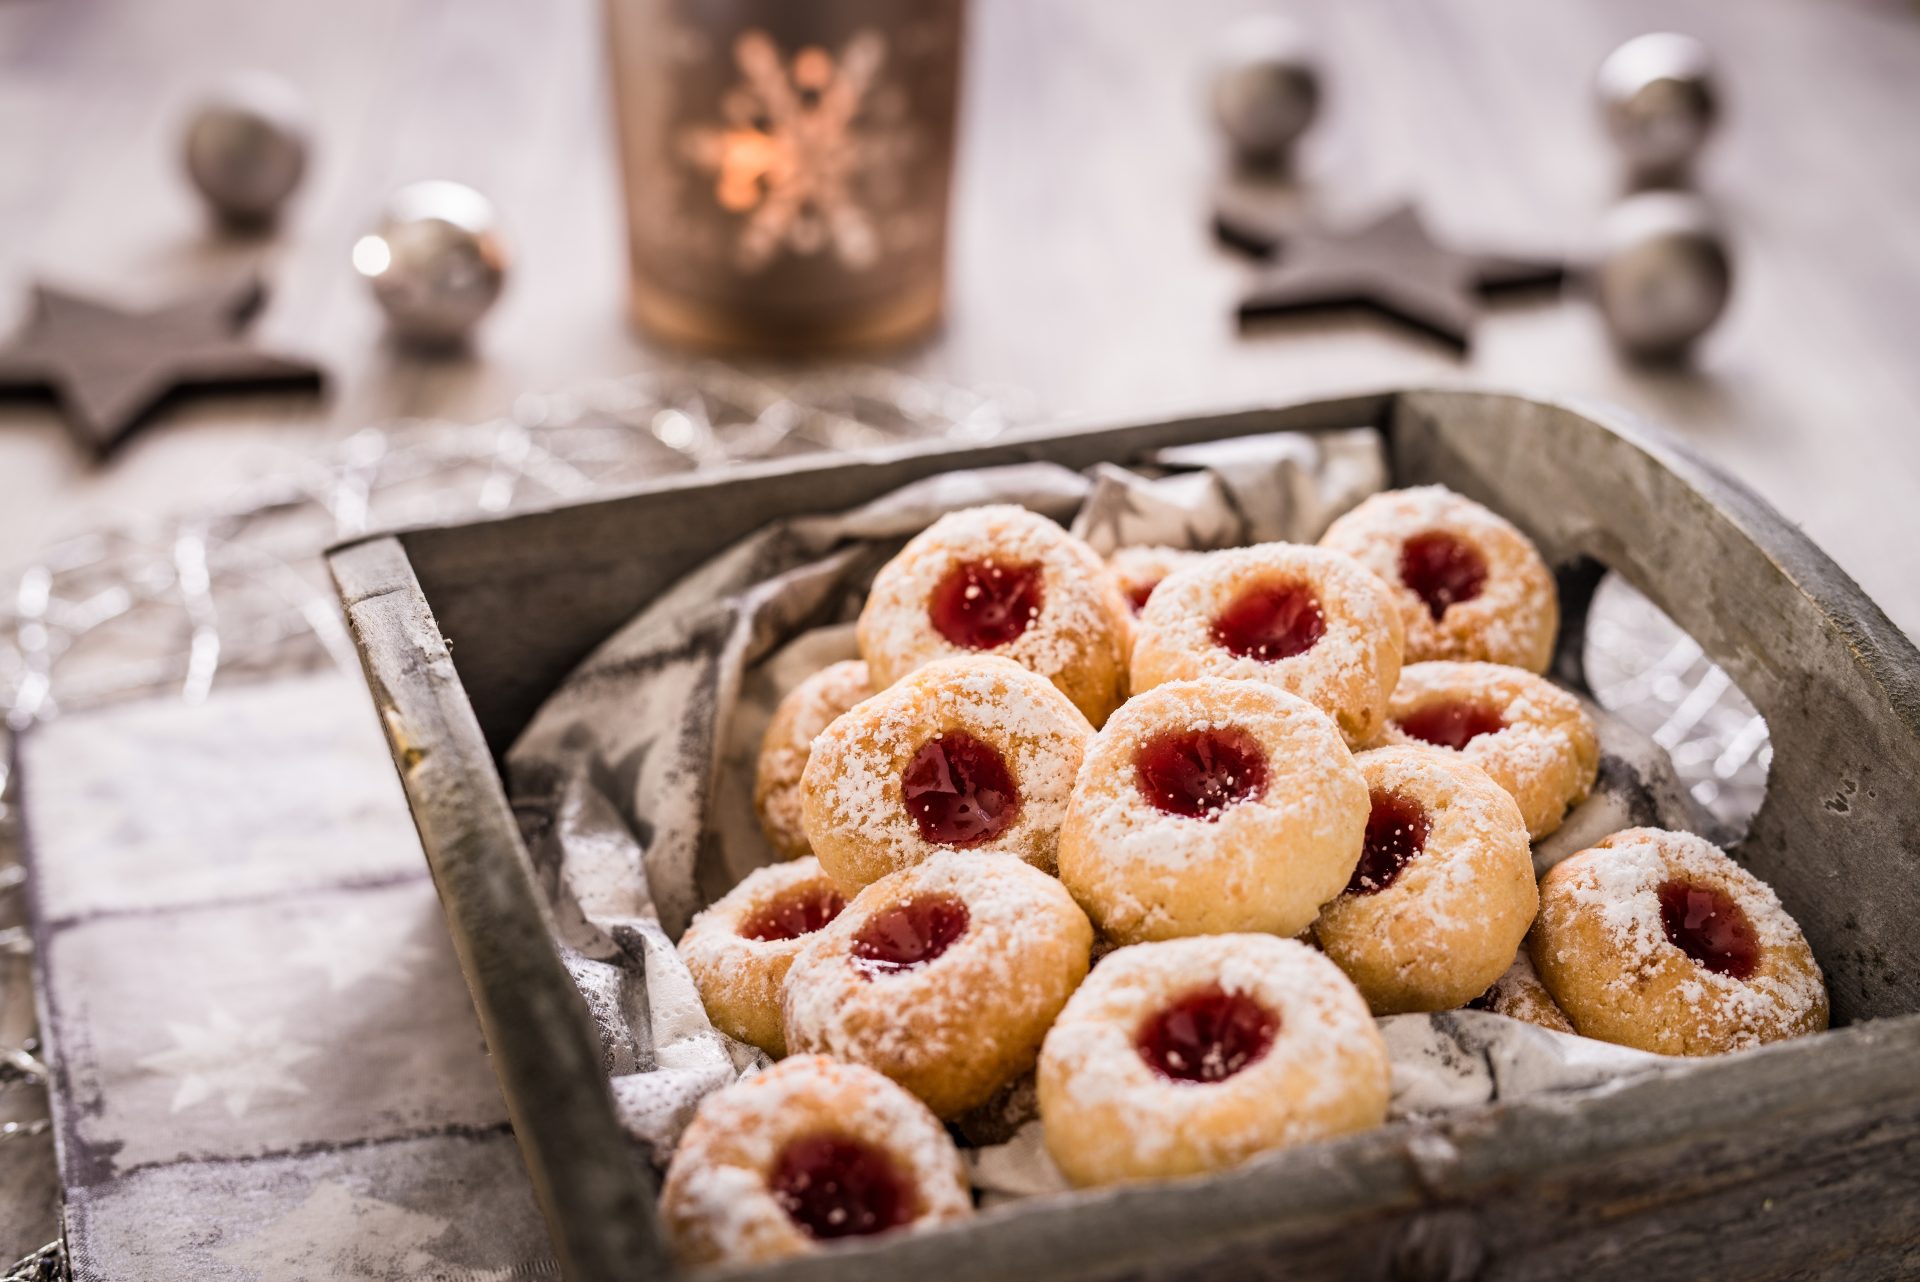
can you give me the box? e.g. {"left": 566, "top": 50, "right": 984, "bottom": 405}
{"left": 181, "top": 72, "right": 312, "bottom": 225}
{"left": 1596, "top": 33, "right": 1719, "bottom": 187}
{"left": 1592, "top": 192, "right": 1732, "bottom": 360}
{"left": 352, "top": 181, "right": 509, "bottom": 345}
{"left": 1209, "top": 17, "right": 1321, "bottom": 169}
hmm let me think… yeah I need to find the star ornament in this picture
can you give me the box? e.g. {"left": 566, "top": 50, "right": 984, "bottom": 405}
{"left": 1223, "top": 201, "right": 1565, "bottom": 352}
{"left": 0, "top": 277, "right": 323, "bottom": 458}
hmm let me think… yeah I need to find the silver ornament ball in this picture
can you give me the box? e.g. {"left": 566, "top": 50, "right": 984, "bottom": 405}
{"left": 1592, "top": 192, "right": 1732, "bottom": 360}
{"left": 1210, "top": 17, "right": 1322, "bottom": 168}
{"left": 182, "top": 72, "right": 312, "bottom": 224}
{"left": 353, "top": 181, "right": 509, "bottom": 345}
{"left": 1596, "top": 33, "right": 1719, "bottom": 186}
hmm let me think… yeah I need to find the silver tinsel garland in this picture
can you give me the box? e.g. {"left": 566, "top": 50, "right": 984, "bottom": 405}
{"left": 0, "top": 364, "right": 1027, "bottom": 734}
{"left": 0, "top": 1242, "right": 63, "bottom": 1282}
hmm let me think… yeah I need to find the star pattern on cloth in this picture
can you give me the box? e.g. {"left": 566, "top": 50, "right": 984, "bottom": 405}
{"left": 1217, "top": 199, "right": 1565, "bottom": 352}
{"left": 210, "top": 1181, "right": 539, "bottom": 1282}
{"left": 286, "top": 912, "right": 432, "bottom": 993}
{"left": 680, "top": 28, "right": 913, "bottom": 272}
{"left": 0, "top": 276, "right": 323, "bottom": 457}
{"left": 136, "top": 1006, "right": 317, "bottom": 1118}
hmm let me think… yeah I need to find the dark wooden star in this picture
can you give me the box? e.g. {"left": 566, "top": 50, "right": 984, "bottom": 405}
{"left": 1219, "top": 200, "right": 1565, "bottom": 352}
{"left": 0, "top": 276, "right": 323, "bottom": 458}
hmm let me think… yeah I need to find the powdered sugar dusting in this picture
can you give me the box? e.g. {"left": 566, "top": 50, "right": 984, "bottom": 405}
{"left": 1037, "top": 935, "right": 1389, "bottom": 1185}
{"left": 858, "top": 505, "right": 1128, "bottom": 725}
{"left": 1382, "top": 661, "right": 1599, "bottom": 841}
{"left": 1321, "top": 485, "right": 1558, "bottom": 673}
{"left": 782, "top": 852, "right": 1094, "bottom": 1117}
{"left": 660, "top": 1054, "right": 972, "bottom": 1266}
{"left": 801, "top": 655, "right": 1092, "bottom": 885}
{"left": 1534, "top": 828, "right": 1828, "bottom": 1055}
{"left": 754, "top": 660, "right": 874, "bottom": 860}
{"left": 1130, "top": 543, "right": 1404, "bottom": 745}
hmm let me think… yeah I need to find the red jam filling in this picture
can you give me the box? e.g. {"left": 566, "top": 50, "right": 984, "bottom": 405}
{"left": 770, "top": 1134, "right": 915, "bottom": 1240}
{"left": 1126, "top": 579, "right": 1162, "bottom": 614}
{"left": 928, "top": 559, "right": 1044, "bottom": 650}
{"left": 739, "top": 884, "right": 847, "bottom": 942}
{"left": 901, "top": 730, "right": 1020, "bottom": 846}
{"left": 1399, "top": 531, "right": 1488, "bottom": 621}
{"left": 850, "top": 894, "right": 971, "bottom": 978}
{"left": 1133, "top": 727, "right": 1269, "bottom": 820}
{"left": 1210, "top": 580, "right": 1325, "bottom": 661}
{"left": 1347, "top": 788, "right": 1431, "bottom": 895}
{"left": 1657, "top": 880, "right": 1760, "bottom": 980}
{"left": 1137, "top": 985, "right": 1279, "bottom": 1084}
{"left": 1396, "top": 700, "right": 1506, "bottom": 750}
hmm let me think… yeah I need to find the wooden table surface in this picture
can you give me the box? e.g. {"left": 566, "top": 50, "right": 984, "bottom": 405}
{"left": 3, "top": 0, "right": 1920, "bottom": 641}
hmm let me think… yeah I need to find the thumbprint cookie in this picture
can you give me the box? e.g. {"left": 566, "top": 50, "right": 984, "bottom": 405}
{"left": 1531, "top": 828, "right": 1828, "bottom": 1056}
{"left": 1037, "top": 935, "right": 1389, "bottom": 1187}
{"left": 1471, "top": 948, "right": 1576, "bottom": 1034}
{"left": 1108, "top": 545, "right": 1210, "bottom": 616}
{"left": 754, "top": 660, "right": 875, "bottom": 860}
{"left": 660, "top": 1055, "right": 972, "bottom": 1267}
{"left": 1378, "top": 661, "right": 1598, "bottom": 840}
{"left": 1057, "top": 678, "right": 1367, "bottom": 943}
{"left": 1321, "top": 485, "right": 1558, "bottom": 673}
{"left": 782, "top": 852, "right": 1093, "bottom": 1118}
{"left": 679, "top": 857, "right": 848, "bottom": 1056}
{"left": 800, "top": 655, "right": 1092, "bottom": 889}
{"left": 1129, "top": 543, "right": 1404, "bottom": 747}
{"left": 1312, "top": 746, "right": 1537, "bottom": 1014}
{"left": 859, "top": 505, "right": 1130, "bottom": 726}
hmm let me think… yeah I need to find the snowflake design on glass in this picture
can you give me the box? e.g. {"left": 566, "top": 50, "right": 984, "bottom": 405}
{"left": 681, "top": 29, "right": 916, "bottom": 272}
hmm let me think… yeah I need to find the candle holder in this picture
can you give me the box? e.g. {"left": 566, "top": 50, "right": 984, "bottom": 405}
{"left": 603, "top": 0, "right": 966, "bottom": 352}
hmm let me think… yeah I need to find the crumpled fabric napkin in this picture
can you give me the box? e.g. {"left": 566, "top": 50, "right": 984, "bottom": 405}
{"left": 504, "top": 425, "right": 1694, "bottom": 1189}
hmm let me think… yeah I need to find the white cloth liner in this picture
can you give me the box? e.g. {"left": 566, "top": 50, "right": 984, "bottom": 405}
{"left": 504, "top": 425, "right": 1691, "bottom": 1192}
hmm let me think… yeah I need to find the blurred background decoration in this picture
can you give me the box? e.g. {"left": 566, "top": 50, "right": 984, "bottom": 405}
{"left": 0, "top": 277, "right": 323, "bottom": 457}
{"left": 604, "top": 0, "right": 967, "bottom": 350}
{"left": 1590, "top": 193, "right": 1733, "bottom": 360}
{"left": 180, "top": 71, "right": 314, "bottom": 228}
{"left": 353, "top": 180, "right": 511, "bottom": 347}
{"left": 0, "top": 364, "right": 1024, "bottom": 730}
{"left": 1595, "top": 33, "right": 1721, "bottom": 190}
{"left": 1209, "top": 16, "right": 1322, "bottom": 173}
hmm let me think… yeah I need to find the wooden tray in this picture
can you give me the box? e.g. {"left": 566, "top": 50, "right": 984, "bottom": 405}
{"left": 326, "top": 388, "right": 1920, "bottom": 1282}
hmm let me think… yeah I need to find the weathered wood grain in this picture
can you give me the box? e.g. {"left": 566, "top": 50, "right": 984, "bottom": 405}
{"left": 328, "top": 537, "right": 669, "bottom": 1282}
